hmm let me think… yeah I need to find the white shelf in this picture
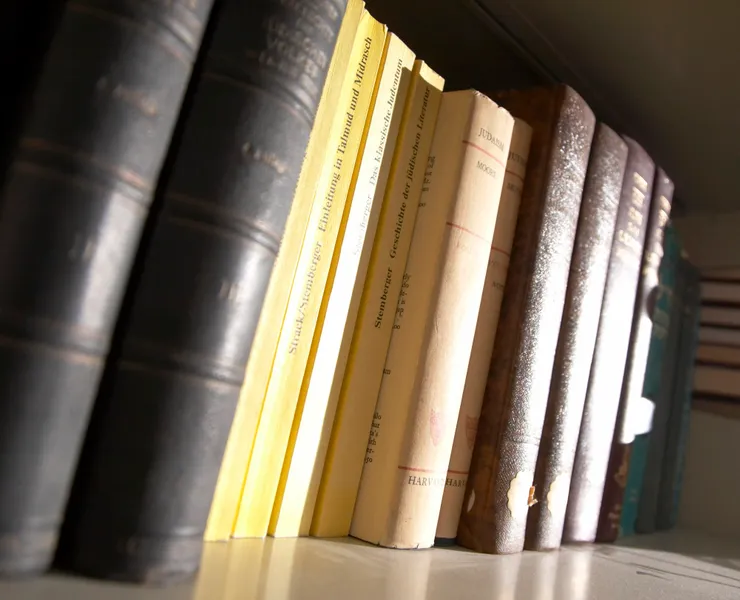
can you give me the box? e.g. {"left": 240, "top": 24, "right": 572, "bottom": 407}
{"left": 2, "top": 530, "right": 739, "bottom": 599}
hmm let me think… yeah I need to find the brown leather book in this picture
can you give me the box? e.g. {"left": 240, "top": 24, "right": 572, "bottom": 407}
{"left": 562, "top": 137, "right": 656, "bottom": 544}
{"left": 524, "top": 124, "right": 627, "bottom": 551}
{"left": 456, "top": 84, "right": 595, "bottom": 555}
{"left": 596, "top": 169, "right": 673, "bottom": 541}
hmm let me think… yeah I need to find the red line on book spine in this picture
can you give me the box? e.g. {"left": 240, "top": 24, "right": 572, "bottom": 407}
{"left": 446, "top": 221, "right": 490, "bottom": 245}
{"left": 462, "top": 139, "right": 506, "bottom": 168}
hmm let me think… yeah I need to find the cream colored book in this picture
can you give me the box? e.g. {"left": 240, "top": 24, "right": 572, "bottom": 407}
{"left": 310, "top": 60, "right": 444, "bottom": 537}
{"left": 435, "top": 118, "right": 532, "bottom": 541}
{"left": 350, "top": 90, "right": 514, "bottom": 548}
{"left": 203, "top": 0, "right": 365, "bottom": 542}
{"left": 269, "top": 33, "right": 413, "bottom": 537}
{"left": 233, "top": 10, "right": 385, "bottom": 538}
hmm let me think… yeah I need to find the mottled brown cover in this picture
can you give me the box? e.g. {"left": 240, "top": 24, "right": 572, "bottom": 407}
{"left": 456, "top": 84, "right": 595, "bottom": 555}
{"left": 525, "top": 124, "right": 627, "bottom": 551}
{"left": 563, "top": 137, "right": 656, "bottom": 544}
{"left": 596, "top": 168, "right": 673, "bottom": 542}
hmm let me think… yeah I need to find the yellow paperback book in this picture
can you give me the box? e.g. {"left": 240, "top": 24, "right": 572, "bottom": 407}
{"left": 269, "top": 32, "right": 413, "bottom": 537}
{"left": 233, "top": 9, "right": 386, "bottom": 538}
{"left": 311, "top": 60, "right": 445, "bottom": 537}
{"left": 203, "top": 0, "right": 366, "bottom": 542}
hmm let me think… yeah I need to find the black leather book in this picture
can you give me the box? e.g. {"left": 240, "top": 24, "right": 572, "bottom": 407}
{"left": 57, "top": 0, "right": 349, "bottom": 584}
{"left": 0, "top": 0, "right": 214, "bottom": 577}
{"left": 0, "top": 0, "right": 65, "bottom": 186}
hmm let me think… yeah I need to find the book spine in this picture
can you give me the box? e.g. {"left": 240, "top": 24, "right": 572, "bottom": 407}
{"left": 382, "top": 94, "right": 514, "bottom": 549}
{"left": 457, "top": 84, "right": 595, "bottom": 555}
{"left": 614, "top": 223, "right": 680, "bottom": 537}
{"left": 234, "top": 10, "right": 384, "bottom": 539}
{"left": 525, "top": 124, "right": 628, "bottom": 551}
{"left": 205, "top": 0, "right": 365, "bottom": 543}
{"left": 269, "top": 19, "right": 391, "bottom": 538}
{"left": 350, "top": 90, "right": 473, "bottom": 547}
{"left": 0, "top": 0, "right": 214, "bottom": 576}
{"left": 284, "top": 36, "right": 414, "bottom": 539}
{"left": 634, "top": 248, "right": 686, "bottom": 533}
{"left": 658, "top": 260, "right": 701, "bottom": 529}
{"left": 563, "top": 137, "right": 656, "bottom": 544}
{"left": 57, "top": 0, "right": 347, "bottom": 584}
{"left": 435, "top": 118, "right": 532, "bottom": 543}
{"left": 310, "top": 61, "right": 443, "bottom": 538}
{"left": 596, "top": 172, "right": 674, "bottom": 541}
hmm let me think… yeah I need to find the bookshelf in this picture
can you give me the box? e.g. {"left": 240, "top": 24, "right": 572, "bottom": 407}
{"left": 1, "top": 530, "right": 739, "bottom": 599}
{"left": 3, "top": 0, "right": 738, "bottom": 598}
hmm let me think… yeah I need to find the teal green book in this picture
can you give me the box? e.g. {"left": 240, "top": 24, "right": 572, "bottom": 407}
{"left": 657, "top": 259, "right": 701, "bottom": 529}
{"left": 619, "top": 223, "right": 680, "bottom": 536}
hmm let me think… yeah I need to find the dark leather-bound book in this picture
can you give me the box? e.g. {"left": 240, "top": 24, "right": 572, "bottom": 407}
{"left": 0, "top": 0, "right": 66, "bottom": 184}
{"left": 596, "top": 171, "right": 674, "bottom": 542}
{"left": 456, "top": 84, "right": 595, "bottom": 555}
{"left": 0, "top": 0, "right": 215, "bottom": 577}
{"left": 563, "top": 137, "right": 655, "bottom": 544}
{"left": 657, "top": 259, "right": 701, "bottom": 530}
{"left": 57, "top": 0, "right": 348, "bottom": 585}
{"left": 524, "top": 124, "right": 627, "bottom": 551}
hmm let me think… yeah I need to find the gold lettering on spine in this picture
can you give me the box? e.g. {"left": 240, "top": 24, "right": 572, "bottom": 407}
{"left": 615, "top": 171, "right": 649, "bottom": 262}
{"left": 251, "top": 0, "right": 341, "bottom": 99}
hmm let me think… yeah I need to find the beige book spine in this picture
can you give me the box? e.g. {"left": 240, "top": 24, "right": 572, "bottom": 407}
{"left": 310, "top": 60, "right": 443, "bottom": 537}
{"left": 349, "top": 90, "right": 478, "bottom": 545}
{"left": 383, "top": 92, "right": 514, "bottom": 548}
{"left": 269, "top": 32, "right": 410, "bottom": 538}
{"left": 435, "top": 118, "right": 532, "bottom": 541}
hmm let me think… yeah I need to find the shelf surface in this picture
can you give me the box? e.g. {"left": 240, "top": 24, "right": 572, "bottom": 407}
{"left": 2, "top": 530, "right": 739, "bottom": 599}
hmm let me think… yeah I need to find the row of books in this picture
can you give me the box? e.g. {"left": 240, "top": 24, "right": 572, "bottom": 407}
{"left": 0, "top": 0, "right": 701, "bottom": 587}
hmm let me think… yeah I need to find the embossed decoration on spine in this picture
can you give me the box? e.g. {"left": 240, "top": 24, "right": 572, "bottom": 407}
{"left": 0, "top": 0, "right": 214, "bottom": 577}
{"left": 58, "top": 0, "right": 348, "bottom": 584}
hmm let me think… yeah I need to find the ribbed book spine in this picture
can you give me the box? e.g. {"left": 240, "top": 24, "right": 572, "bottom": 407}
{"left": 435, "top": 118, "right": 532, "bottom": 544}
{"left": 525, "top": 124, "right": 627, "bottom": 551}
{"left": 563, "top": 137, "right": 656, "bottom": 544}
{"left": 456, "top": 85, "right": 595, "bottom": 555}
{"left": 596, "top": 170, "right": 674, "bottom": 542}
{"left": 56, "top": 0, "right": 347, "bottom": 584}
{"left": 0, "top": 0, "right": 214, "bottom": 576}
